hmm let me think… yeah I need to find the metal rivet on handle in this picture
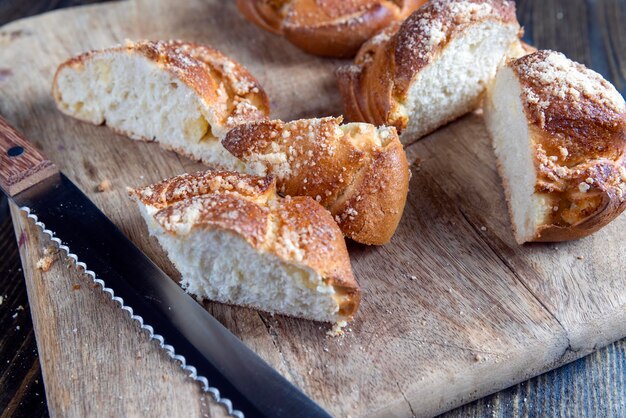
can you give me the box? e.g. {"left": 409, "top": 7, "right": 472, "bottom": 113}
{"left": 7, "top": 146, "right": 24, "bottom": 157}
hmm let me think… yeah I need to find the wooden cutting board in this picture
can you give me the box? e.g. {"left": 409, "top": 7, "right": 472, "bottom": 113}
{"left": 2, "top": 1, "right": 625, "bottom": 417}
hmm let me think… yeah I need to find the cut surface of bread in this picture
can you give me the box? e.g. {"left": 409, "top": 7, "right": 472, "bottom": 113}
{"left": 399, "top": 20, "right": 521, "bottom": 141}
{"left": 484, "top": 63, "right": 551, "bottom": 243}
{"left": 337, "top": 0, "right": 522, "bottom": 145}
{"left": 222, "top": 117, "right": 410, "bottom": 245}
{"left": 484, "top": 50, "right": 626, "bottom": 243}
{"left": 236, "top": 0, "right": 427, "bottom": 57}
{"left": 53, "top": 40, "right": 269, "bottom": 170}
{"left": 129, "top": 170, "right": 360, "bottom": 322}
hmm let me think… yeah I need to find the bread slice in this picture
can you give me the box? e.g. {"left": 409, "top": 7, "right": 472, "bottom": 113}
{"left": 236, "top": 0, "right": 427, "bottom": 58}
{"left": 222, "top": 117, "right": 410, "bottom": 245}
{"left": 53, "top": 40, "right": 270, "bottom": 170}
{"left": 337, "top": 0, "right": 523, "bottom": 145}
{"left": 484, "top": 50, "right": 626, "bottom": 243}
{"left": 129, "top": 170, "right": 360, "bottom": 322}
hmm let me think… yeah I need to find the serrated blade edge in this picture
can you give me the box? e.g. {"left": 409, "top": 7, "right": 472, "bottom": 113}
{"left": 19, "top": 205, "right": 244, "bottom": 418}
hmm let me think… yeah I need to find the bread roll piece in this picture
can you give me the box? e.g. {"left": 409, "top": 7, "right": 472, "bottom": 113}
{"left": 129, "top": 170, "right": 360, "bottom": 322}
{"left": 53, "top": 40, "right": 269, "bottom": 170}
{"left": 236, "top": 0, "right": 427, "bottom": 58}
{"left": 223, "top": 117, "right": 410, "bottom": 245}
{"left": 484, "top": 50, "right": 626, "bottom": 243}
{"left": 337, "top": 0, "right": 523, "bottom": 145}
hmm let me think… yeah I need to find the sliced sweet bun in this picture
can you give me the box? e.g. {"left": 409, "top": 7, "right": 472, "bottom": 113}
{"left": 236, "top": 0, "right": 427, "bottom": 58}
{"left": 53, "top": 40, "right": 270, "bottom": 170}
{"left": 222, "top": 116, "right": 410, "bottom": 245}
{"left": 337, "top": 0, "right": 523, "bottom": 145}
{"left": 484, "top": 50, "right": 626, "bottom": 243}
{"left": 129, "top": 170, "right": 360, "bottom": 323}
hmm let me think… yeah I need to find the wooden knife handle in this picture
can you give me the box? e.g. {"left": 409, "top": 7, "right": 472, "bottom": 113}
{"left": 0, "top": 116, "right": 59, "bottom": 197}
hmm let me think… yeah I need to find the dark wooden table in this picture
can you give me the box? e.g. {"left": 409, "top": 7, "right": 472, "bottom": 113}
{"left": 0, "top": 0, "right": 625, "bottom": 417}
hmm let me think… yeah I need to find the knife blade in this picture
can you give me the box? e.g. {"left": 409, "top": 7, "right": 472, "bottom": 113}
{"left": 0, "top": 116, "right": 332, "bottom": 418}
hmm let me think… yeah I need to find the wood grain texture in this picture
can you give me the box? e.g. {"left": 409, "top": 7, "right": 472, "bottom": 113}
{"left": 0, "top": 1, "right": 624, "bottom": 417}
{"left": 441, "top": 338, "right": 626, "bottom": 417}
{"left": 0, "top": 198, "right": 48, "bottom": 418}
{"left": 0, "top": 117, "right": 58, "bottom": 197}
{"left": 9, "top": 203, "right": 228, "bottom": 418}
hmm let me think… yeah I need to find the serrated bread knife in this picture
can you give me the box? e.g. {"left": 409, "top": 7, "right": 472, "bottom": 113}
{"left": 0, "top": 116, "right": 332, "bottom": 418}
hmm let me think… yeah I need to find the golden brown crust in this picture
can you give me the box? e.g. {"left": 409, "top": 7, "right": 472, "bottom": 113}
{"left": 224, "top": 117, "right": 361, "bottom": 208}
{"left": 510, "top": 50, "right": 626, "bottom": 241}
{"left": 337, "top": 22, "right": 402, "bottom": 128}
{"left": 392, "top": 0, "right": 518, "bottom": 94}
{"left": 329, "top": 128, "right": 409, "bottom": 244}
{"left": 52, "top": 40, "right": 270, "bottom": 134}
{"left": 129, "top": 170, "right": 360, "bottom": 318}
{"left": 236, "top": 0, "right": 427, "bottom": 58}
{"left": 155, "top": 193, "right": 271, "bottom": 248}
{"left": 337, "top": 0, "right": 521, "bottom": 133}
{"left": 271, "top": 196, "right": 360, "bottom": 314}
{"left": 236, "top": 0, "right": 289, "bottom": 34}
{"left": 222, "top": 117, "right": 410, "bottom": 245}
{"left": 128, "top": 169, "right": 276, "bottom": 210}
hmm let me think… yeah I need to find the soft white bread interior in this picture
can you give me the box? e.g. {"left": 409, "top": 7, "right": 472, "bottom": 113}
{"left": 337, "top": 0, "right": 523, "bottom": 145}
{"left": 53, "top": 40, "right": 269, "bottom": 170}
{"left": 399, "top": 13, "right": 522, "bottom": 142}
{"left": 129, "top": 170, "right": 360, "bottom": 322}
{"left": 484, "top": 50, "right": 626, "bottom": 243}
{"left": 484, "top": 61, "right": 550, "bottom": 242}
{"left": 222, "top": 117, "right": 410, "bottom": 245}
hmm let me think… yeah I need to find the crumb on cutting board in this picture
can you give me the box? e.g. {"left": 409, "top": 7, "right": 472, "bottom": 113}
{"left": 326, "top": 320, "right": 348, "bottom": 337}
{"left": 37, "top": 245, "right": 57, "bottom": 272}
{"left": 96, "top": 179, "right": 112, "bottom": 192}
{"left": 36, "top": 255, "right": 54, "bottom": 272}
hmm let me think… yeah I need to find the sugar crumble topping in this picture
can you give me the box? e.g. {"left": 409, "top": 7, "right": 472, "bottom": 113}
{"left": 578, "top": 182, "right": 590, "bottom": 193}
{"left": 131, "top": 170, "right": 273, "bottom": 209}
{"left": 397, "top": 0, "right": 511, "bottom": 66}
{"left": 132, "top": 169, "right": 354, "bottom": 285}
{"left": 510, "top": 49, "right": 626, "bottom": 214}
{"left": 448, "top": 1, "right": 495, "bottom": 20}
{"left": 123, "top": 40, "right": 267, "bottom": 130}
{"left": 369, "top": 27, "right": 395, "bottom": 46}
{"left": 515, "top": 50, "right": 626, "bottom": 119}
{"left": 227, "top": 117, "right": 350, "bottom": 202}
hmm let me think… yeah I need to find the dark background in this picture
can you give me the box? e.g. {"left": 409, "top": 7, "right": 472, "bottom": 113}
{"left": 0, "top": 0, "right": 625, "bottom": 417}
